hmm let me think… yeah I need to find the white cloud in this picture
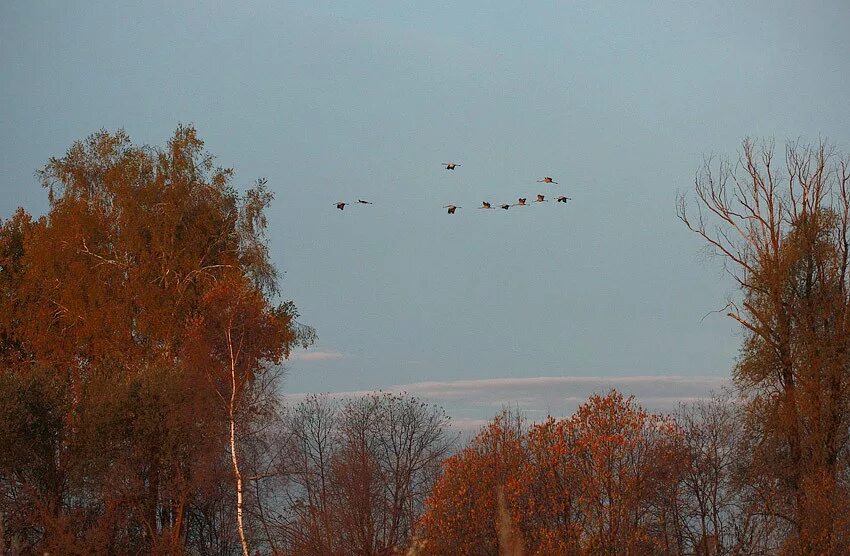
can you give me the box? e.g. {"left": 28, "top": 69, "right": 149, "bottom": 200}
{"left": 288, "top": 351, "right": 344, "bottom": 361}
{"left": 284, "top": 375, "right": 730, "bottom": 431}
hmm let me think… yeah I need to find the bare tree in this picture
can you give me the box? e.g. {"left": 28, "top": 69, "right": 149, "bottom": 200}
{"left": 675, "top": 393, "right": 786, "bottom": 555}
{"left": 370, "top": 393, "right": 453, "bottom": 550}
{"left": 262, "top": 393, "right": 453, "bottom": 555}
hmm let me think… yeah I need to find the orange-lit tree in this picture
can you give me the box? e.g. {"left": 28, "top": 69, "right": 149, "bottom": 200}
{"left": 183, "top": 276, "right": 295, "bottom": 556}
{"left": 0, "top": 127, "right": 311, "bottom": 553}
{"left": 418, "top": 392, "right": 687, "bottom": 555}
{"left": 562, "top": 392, "right": 686, "bottom": 555}
{"left": 419, "top": 410, "right": 527, "bottom": 555}
{"left": 678, "top": 140, "right": 850, "bottom": 553}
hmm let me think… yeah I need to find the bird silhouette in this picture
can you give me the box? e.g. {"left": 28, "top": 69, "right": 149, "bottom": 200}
{"left": 478, "top": 201, "right": 494, "bottom": 209}
{"left": 335, "top": 202, "right": 347, "bottom": 210}
{"left": 499, "top": 204, "right": 511, "bottom": 210}
{"left": 537, "top": 176, "right": 558, "bottom": 184}
{"left": 444, "top": 205, "right": 461, "bottom": 214}
{"left": 356, "top": 199, "right": 373, "bottom": 204}
{"left": 535, "top": 194, "right": 547, "bottom": 203}
{"left": 442, "top": 162, "right": 461, "bottom": 170}
{"left": 513, "top": 197, "right": 528, "bottom": 207}
{"left": 556, "top": 196, "right": 571, "bottom": 203}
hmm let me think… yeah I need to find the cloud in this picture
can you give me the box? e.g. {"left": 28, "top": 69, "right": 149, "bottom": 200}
{"left": 284, "top": 375, "right": 730, "bottom": 431}
{"left": 289, "top": 351, "right": 344, "bottom": 362}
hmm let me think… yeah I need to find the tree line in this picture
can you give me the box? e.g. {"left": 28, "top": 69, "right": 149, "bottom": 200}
{"left": 1, "top": 129, "right": 849, "bottom": 554}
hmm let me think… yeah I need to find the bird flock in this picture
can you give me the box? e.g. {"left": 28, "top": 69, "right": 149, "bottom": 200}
{"left": 335, "top": 162, "right": 572, "bottom": 214}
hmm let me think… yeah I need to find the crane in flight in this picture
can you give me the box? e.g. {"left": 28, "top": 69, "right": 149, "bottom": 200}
{"left": 442, "top": 162, "right": 461, "bottom": 170}
{"left": 537, "top": 176, "right": 558, "bottom": 184}
{"left": 444, "top": 205, "right": 461, "bottom": 214}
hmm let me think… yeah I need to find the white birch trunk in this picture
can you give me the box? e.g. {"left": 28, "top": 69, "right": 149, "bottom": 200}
{"left": 227, "top": 327, "right": 250, "bottom": 556}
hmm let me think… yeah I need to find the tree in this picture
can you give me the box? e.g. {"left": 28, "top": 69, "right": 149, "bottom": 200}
{"left": 0, "top": 126, "right": 312, "bottom": 553}
{"left": 253, "top": 393, "right": 453, "bottom": 555}
{"left": 280, "top": 394, "right": 340, "bottom": 555}
{"left": 678, "top": 139, "right": 850, "bottom": 553}
{"left": 535, "top": 392, "right": 685, "bottom": 555}
{"left": 336, "top": 393, "right": 453, "bottom": 554}
{"left": 674, "top": 393, "right": 788, "bottom": 555}
{"left": 419, "top": 392, "right": 686, "bottom": 555}
{"left": 418, "top": 409, "right": 526, "bottom": 556}
{"left": 184, "top": 276, "right": 296, "bottom": 556}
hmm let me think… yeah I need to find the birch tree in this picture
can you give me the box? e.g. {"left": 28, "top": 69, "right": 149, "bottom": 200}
{"left": 0, "top": 127, "right": 312, "bottom": 553}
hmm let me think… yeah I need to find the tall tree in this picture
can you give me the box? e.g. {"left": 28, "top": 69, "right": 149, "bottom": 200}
{"left": 678, "top": 139, "right": 850, "bottom": 553}
{"left": 0, "top": 126, "right": 311, "bottom": 553}
{"left": 184, "top": 276, "right": 296, "bottom": 556}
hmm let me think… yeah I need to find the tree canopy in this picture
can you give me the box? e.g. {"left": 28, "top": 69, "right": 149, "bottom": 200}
{"left": 0, "top": 126, "right": 312, "bottom": 553}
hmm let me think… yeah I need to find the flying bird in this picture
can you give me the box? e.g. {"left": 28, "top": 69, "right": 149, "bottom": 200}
{"left": 335, "top": 202, "right": 347, "bottom": 210}
{"left": 537, "top": 177, "right": 558, "bottom": 184}
{"left": 499, "top": 204, "right": 511, "bottom": 210}
{"left": 479, "top": 201, "right": 494, "bottom": 209}
{"left": 444, "top": 205, "right": 461, "bottom": 214}
{"left": 442, "top": 162, "right": 461, "bottom": 170}
{"left": 556, "top": 196, "right": 571, "bottom": 203}
{"left": 513, "top": 197, "right": 528, "bottom": 207}
{"left": 356, "top": 199, "right": 373, "bottom": 204}
{"left": 535, "top": 194, "right": 547, "bottom": 203}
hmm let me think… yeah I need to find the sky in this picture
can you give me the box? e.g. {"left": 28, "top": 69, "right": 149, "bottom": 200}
{"left": 2, "top": 1, "right": 849, "bottom": 425}
{"left": 284, "top": 375, "right": 731, "bottom": 432}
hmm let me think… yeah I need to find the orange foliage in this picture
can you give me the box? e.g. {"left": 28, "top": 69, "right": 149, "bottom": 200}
{"left": 419, "top": 410, "right": 526, "bottom": 555}
{"left": 418, "top": 392, "right": 687, "bottom": 555}
{"left": 0, "top": 127, "right": 310, "bottom": 553}
{"left": 183, "top": 275, "right": 294, "bottom": 402}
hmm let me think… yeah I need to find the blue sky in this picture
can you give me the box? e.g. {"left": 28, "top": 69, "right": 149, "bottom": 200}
{"left": 3, "top": 1, "right": 849, "bottom": 420}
